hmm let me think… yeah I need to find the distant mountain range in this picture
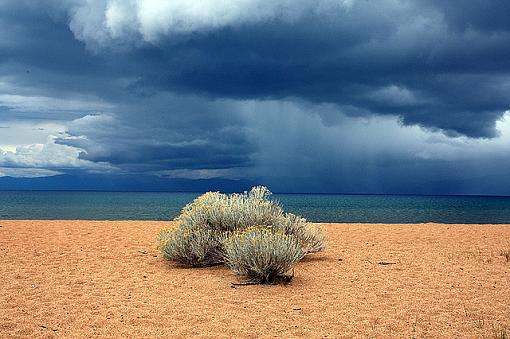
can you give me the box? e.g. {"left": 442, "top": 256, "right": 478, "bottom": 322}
{"left": 0, "top": 174, "right": 256, "bottom": 192}
{"left": 2, "top": 173, "right": 510, "bottom": 196}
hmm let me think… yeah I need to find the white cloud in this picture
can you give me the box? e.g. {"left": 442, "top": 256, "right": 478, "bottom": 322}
{"left": 0, "top": 121, "right": 66, "bottom": 152}
{"left": 68, "top": 0, "right": 353, "bottom": 47}
{"left": 0, "top": 167, "right": 62, "bottom": 178}
{"left": 0, "top": 136, "right": 116, "bottom": 174}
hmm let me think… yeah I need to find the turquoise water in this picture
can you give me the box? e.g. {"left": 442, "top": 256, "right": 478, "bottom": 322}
{"left": 1, "top": 191, "right": 510, "bottom": 223}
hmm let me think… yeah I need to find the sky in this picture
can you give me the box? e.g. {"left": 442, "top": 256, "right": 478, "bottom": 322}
{"left": 1, "top": 0, "right": 510, "bottom": 194}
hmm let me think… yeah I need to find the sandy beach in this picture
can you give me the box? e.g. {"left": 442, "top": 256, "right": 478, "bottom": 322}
{"left": 0, "top": 220, "right": 509, "bottom": 338}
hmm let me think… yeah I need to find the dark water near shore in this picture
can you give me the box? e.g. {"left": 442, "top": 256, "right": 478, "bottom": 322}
{"left": 1, "top": 191, "right": 510, "bottom": 223}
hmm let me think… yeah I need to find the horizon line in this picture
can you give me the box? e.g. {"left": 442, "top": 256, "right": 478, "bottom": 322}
{"left": 1, "top": 189, "right": 510, "bottom": 198}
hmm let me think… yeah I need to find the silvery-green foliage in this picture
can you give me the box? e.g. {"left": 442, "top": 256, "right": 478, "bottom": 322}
{"left": 158, "top": 186, "right": 326, "bottom": 268}
{"left": 274, "top": 213, "right": 327, "bottom": 253}
{"left": 247, "top": 185, "right": 272, "bottom": 200}
{"left": 223, "top": 227, "right": 304, "bottom": 283}
{"left": 176, "top": 186, "right": 283, "bottom": 233}
{"left": 159, "top": 226, "right": 225, "bottom": 266}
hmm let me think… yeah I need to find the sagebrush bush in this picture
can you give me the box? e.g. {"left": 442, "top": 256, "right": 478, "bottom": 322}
{"left": 223, "top": 227, "right": 305, "bottom": 283}
{"left": 157, "top": 186, "right": 326, "bottom": 283}
{"left": 176, "top": 186, "right": 284, "bottom": 233}
{"left": 158, "top": 227, "right": 225, "bottom": 266}
{"left": 274, "top": 213, "right": 326, "bottom": 254}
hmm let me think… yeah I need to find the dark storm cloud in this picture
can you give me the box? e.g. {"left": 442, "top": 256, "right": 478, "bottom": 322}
{"left": 0, "top": 2, "right": 258, "bottom": 174}
{"left": 1, "top": 0, "right": 510, "bottom": 194}
{"left": 421, "top": 0, "right": 510, "bottom": 33}
{"left": 4, "top": 0, "right": 510, "bottom": 138}
{"left": 47, "top": 0, "right": 507, "bottom": 138}
{"left": 55, "top": 96, "right": 257, "bottom": 172}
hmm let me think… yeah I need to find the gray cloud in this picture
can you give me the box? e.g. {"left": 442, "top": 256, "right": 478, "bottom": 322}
{"left": 3, "top": 0, "right": 510, "bottom": 137}
{"left": 55, "top": 93, "right": 257, "bottom": 172}
{"left": 1, "top": 0, "right": 510, "bottom": 193}
{"left": 47, "top": 0, "right": 510, "bottom": 138}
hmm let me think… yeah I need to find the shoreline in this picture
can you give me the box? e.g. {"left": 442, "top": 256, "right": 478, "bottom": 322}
{"left": 3, "top": 220, "right": 510, "bottom": 225}
{"left": 1, "top": 220, "right": 509, "bottom": 337}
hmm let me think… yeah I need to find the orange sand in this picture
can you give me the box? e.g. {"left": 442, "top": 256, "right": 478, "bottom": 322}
{"left": 0, "top": 220, "right": 509, "bottom": 338}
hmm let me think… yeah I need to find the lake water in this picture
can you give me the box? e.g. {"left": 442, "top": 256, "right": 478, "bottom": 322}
{"left": 1, "top": 191, "right": 510, "bottom": 223}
